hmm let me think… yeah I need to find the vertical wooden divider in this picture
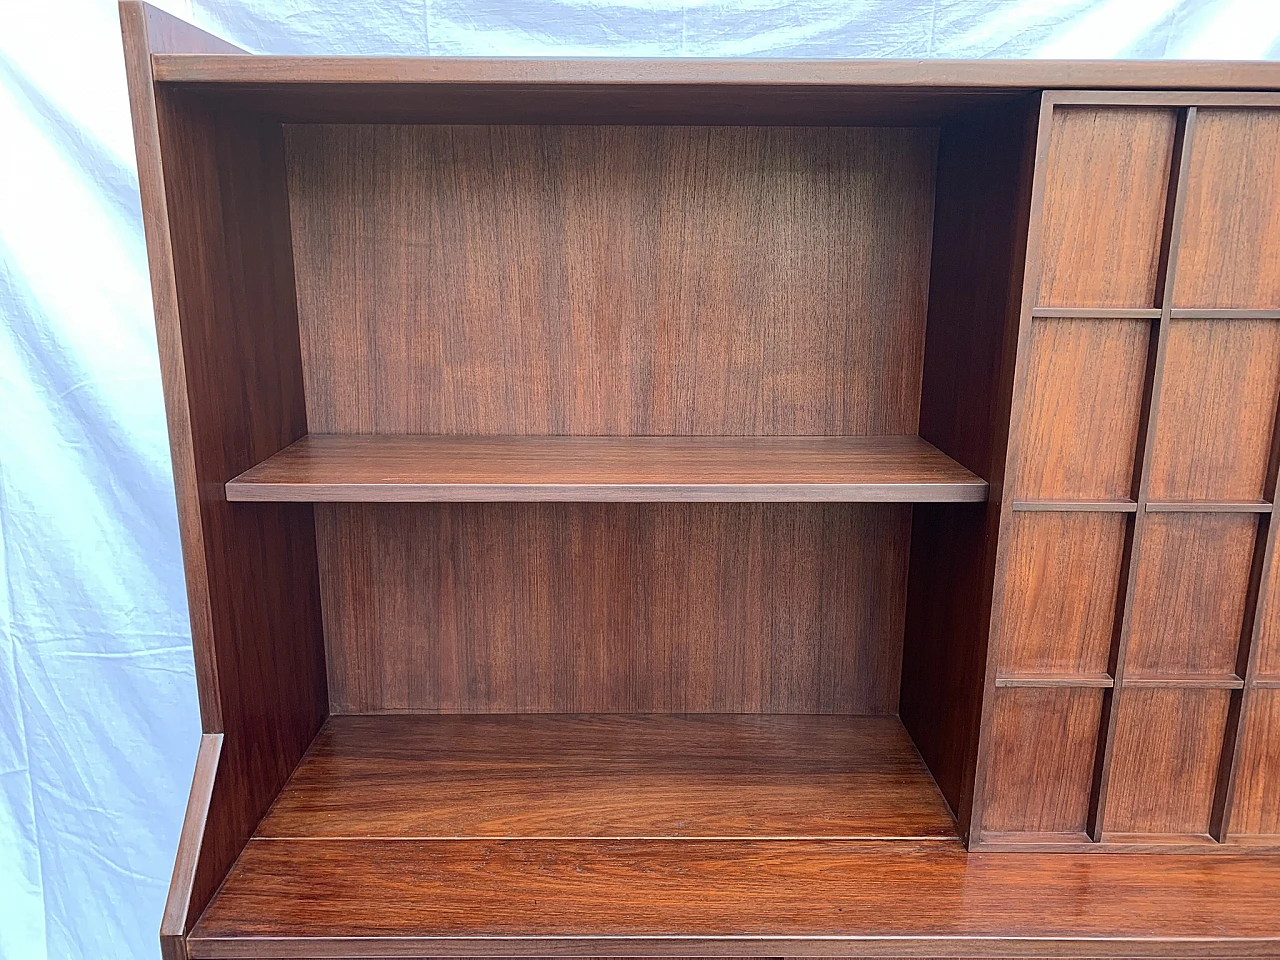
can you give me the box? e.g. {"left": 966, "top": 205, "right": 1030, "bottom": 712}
{"left": 964, "top": 93, "right": 1055, "bottom": 842}
{"left": 1087, "top": 107, "right": 1196, "bottom": 841}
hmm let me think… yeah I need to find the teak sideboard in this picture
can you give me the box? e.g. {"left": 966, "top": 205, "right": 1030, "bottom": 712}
{"left": 120, "top": 4, "right": 1280, "bottom": 958}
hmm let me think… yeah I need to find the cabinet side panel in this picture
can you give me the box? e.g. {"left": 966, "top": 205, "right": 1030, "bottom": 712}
{"left": 903, "top": 98, "right": 1038, "bottom": 832}
{"left": 149, "top": 89, "right": 328, "bottom": 929}
{"left": 286, "top": 124, "right": 937, "bottom": 437}
{"left": 318, "top": 502, "right": 908, "bottom": 714}
{"left": 121, "top": 2, "right": 327, "bottom": 943}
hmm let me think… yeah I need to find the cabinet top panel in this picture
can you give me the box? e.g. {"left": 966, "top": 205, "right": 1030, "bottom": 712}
{"left": 154, "top": 55, "right": 1280, "bottom": 91}
{"left": 149, "top": 56, "right": 1280, "bottom": 124}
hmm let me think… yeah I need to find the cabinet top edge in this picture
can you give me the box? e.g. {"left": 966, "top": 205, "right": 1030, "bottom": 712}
{"left": 150, "top": 54, "right": 1280, "bottom": 91}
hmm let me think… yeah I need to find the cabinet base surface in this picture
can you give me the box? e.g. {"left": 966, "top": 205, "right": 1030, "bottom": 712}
{"left": 188, "top": 837, "right": 1280, "bottom": 958}
{"left": 186, "top": 717, "right": 1280, "bottom": 959}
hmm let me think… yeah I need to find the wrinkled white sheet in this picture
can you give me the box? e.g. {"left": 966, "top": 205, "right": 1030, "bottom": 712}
{"left": 1, "top": 1, "right": 1277, "bottom": 957}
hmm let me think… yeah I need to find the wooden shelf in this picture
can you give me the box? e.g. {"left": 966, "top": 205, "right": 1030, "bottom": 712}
{"left": 190, "top": 837, "right": 1280, "bottom": 957}
{"left": 226, "top": 435, "right": 988, "bottom": 503}
{"left": 258, "top": 714, "right": 958, "bottom": 840}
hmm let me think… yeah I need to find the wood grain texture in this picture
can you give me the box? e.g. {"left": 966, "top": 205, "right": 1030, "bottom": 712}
{"left": 903, "top": 100, "right": 1038, "bottom": 841}
{"left": 1173, "top": 108, "right": 1280, "bottom": 309}
{"left": 1226, "top": 687, "right": 1280, "bottom": 837}
{"left": 151, "top": 85, "right": 328, "bottom": 932}
{"left": 187, "top": 838, "right": 1280, "bottom": 957}
{"left": 147, "top": 60, "right": 1280, "bottom": 128}
{"left": 1125, "top": 513, "right": 1257, "bottom": 680}
{"left": 979, "top": 687, "right": 1104, "bottom": 839}
{"left": 286, "top": 124, "right": 936, "bottom": 438}
{"left": 1011, "top": 318, "right": 1150, "bottom": 500}
{"left": 318, "top": 502, "right": 909, "bottom": 714}
{"left": 1145, "top": 501, "right": 1273, "bottom": 512}
{"left": 995, "top": 512, "right": 1127, "bottom": 678}
{"left": 159, "top": 733, "right": 221, "bottom": 960}
{"left": 226, "top": 435, "right": 987, "bottom": 503}
{"left": 161, "top": 84, "right": 1034, "bottom": 127}
{"left": 1257, "top": 536, "right": 1280, "bottom": 677}
{"left": 1147, "top": 320, "right": 1280, "bottom": 502}
{"left": 1081, "top": 104, "right": 1191, "bottom": 847}
{"left": 120, "top": 2, "right": 327, "bottom": 945}
{"left": 154, "top": 54, "right": 1280, "bottom": 90}
{"left": 1035, "top": 107, "right": 1177, "bottom": 309}
{"left": 256, "top": 714, "right": 957, "bottom": 840}
{"left": 1103, "top": 687, "right": 1232, "bottom": 837}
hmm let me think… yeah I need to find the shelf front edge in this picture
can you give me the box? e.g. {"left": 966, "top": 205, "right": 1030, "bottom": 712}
{"left": 225, "top": 481, "right": 988, "bottom": 503}
{"left": 185, "top": 933, "right": 1280, "bottom": 959}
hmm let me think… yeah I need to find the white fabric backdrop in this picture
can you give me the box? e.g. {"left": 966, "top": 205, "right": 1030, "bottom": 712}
{"left": 1, "top": 1, "right": 1278, "bottom": 957}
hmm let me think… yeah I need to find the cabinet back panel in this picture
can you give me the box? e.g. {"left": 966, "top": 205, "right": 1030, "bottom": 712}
{"left": 285, "top": 124, "right": 937, "bottom": 436}
{"left": 317, "top": 502, "right": 910, "bottom": 714}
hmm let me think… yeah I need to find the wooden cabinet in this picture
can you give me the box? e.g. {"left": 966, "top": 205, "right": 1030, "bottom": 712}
{"left": 119, "top": 4, "right": 1280, "bottom": 957}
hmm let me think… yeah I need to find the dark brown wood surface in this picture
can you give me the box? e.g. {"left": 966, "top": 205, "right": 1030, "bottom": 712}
{"left": 159, "top": 733, "right": 221, "bottom": 960}
{"left": 1124, "top": 513, "right": 1257, "bottom": 679}
{"left": 1011, "top": 318, "right": 1150, "bottom": 500}
{"left": 1147, "top": 319, "right": 1280, "bottom": 502}
{"left": 286, "top": 124, "right": 936, "bottom": 438}
{"left": 120, "top": 2, "right": 329, "bottom": 948}
{"left": 1035, "top": 107, "right": 1176, "bottom": 309}
{"left": 160, "top": 84, "right": 1035, "bottom": 126}
{"left": 256, "top": 714, "right": 956, "bottom": 840}
{"left": 226, "top": 435, "right": 987, "bottom": 503}
{"left": 995, "top": 512, "right": 1126, "bottom": 678}
{"left": 980, "top": 687, "right": 1103, "bottom": 838}
{"left": 318, "top": 502, "right": 910, "bottom": 714}
{"left": 902, "top": 101, "right": 1038, "bottom": 841}
{"left": 121, "top": 3, "right": 1280, "bottom": 950}
{"left": 955, "top": 93, "right": 1062, "bottom": 843}
{"left": 1259, "top": 533, "right": 1280, "bottom": 677}
{"left": 1173, "top": 108, "right": 1280, "bottom": 309}
{"left": 1103, "top": 687, "right": 1232, "bottom": 837}
{"left": 1227, "top": 687, "right": 1280, "bottom": 836}
{"left": 146, "top": 59, "right": 1280, "bottom": 127}
{"left": 155, "top": 54, "right": 1280, "bottom": 89}
{"left": 981, "top": 98, "right": 1280, "bottom": 848}
{"left": 188, "top": 838, "right": 1280, "bottom": 957}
